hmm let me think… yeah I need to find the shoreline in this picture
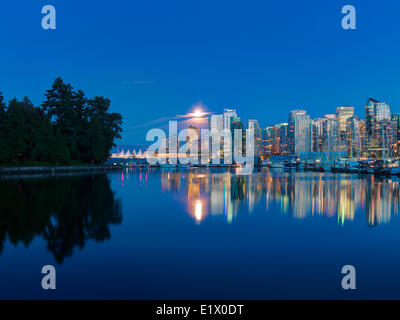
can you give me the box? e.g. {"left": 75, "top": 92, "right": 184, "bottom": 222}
{"left": 0, "top": 164, "right": 123, "bottom": 176}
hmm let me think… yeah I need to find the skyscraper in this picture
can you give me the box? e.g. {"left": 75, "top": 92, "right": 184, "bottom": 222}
{"left": 208, "top": 114, "right": 223, "bottom": 160}
{"left": 312, "top": 118, "right": 325, "bottom": 152}
{"left": 376, "top": 102, "right": 390, "bottom": 122}
{"left": 336, "top": 106, "right": 354, "bottom": 154}
{"left": 365, "top": 98, "right": 392, "bottom": 157}
{"left": 391, "top": 113, "right": 400, "bottom": 156}
{"left": 230, "top": 116, "right": 245, "bottom": 158}
{"left": 346, "top": 116, "right": 361, "bottom": 158}
{"left": 294, "top": 113, "right": 312, "bottom": 154}
{"left": 288, "top": 110, "right": 306, "bottom": 155}
{"left": 209, "top": 114, "right": 223, "bottom": 132}
{"left": 248, "top": 119, "right": 262, "bottom": 161}
{"left": 279, "top": 123, "right": 289, "bottom": 155}
{"left": 262, "top": 124, "right": 282, "bottom": 157}
{"left": 322, "top": 115, "right": 338, "bottom": 153}
{"left": 336, "top": 106, "right": 354, "bottom": 133}
{"left": 223, "top": 108, "right": 237, "bottom": 131}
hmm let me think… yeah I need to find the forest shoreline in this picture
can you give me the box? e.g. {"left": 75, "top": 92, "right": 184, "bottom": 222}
{"left": 0, "top": 164, "right": 123, "bottom": 176}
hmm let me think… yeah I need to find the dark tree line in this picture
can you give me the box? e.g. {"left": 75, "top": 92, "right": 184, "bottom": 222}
{"left": 0, "top": 77, "right": 122, "bottom": 165}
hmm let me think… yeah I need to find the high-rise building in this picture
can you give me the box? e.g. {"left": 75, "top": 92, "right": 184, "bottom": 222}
{"left": 230, "top": 116, "right": 245, "bottom": 157}
{"left": 336, "top": 106, "right": 354, "bottom": 133}
{"left": 208, "top": 114, "right": 223, "bottom": 160}
{"left": 294, "top": 113, "right": 312, "bottom": 154}
{"left": 312, "top": 118, "right": 325, "bottom": 152}
{"left": 322, "top": 115, "right": 339, "bottom": 153}
{"left": 358, "top": 119, "right": 367, "bottom": 156}
{"left": 364, "top": 98, "right": 392, "bottom": 157}
{"left": 288, "top": 110, "right": 306, "bottom": 155}
{"left": 186, "top": 125, "right": 200, "bottom": 155}
{"left": 248, "top": 119, "right": 262, "bottom": 161}
{"left": 376, "top": 102, "right": 390, "bottom": 122}
{"left": 223, "top": 108, "right": 237, "bottom": 131}
{"left": 262, "top": 124, "right": 282, "bottom": 156}
{"left": 336, "top": 106, "right": 354, "bottom": 154}
{"left": 365, "top": 98, "right": 376, "bottom": 140}
{"left": 391, "top": 114, "right": 400, "bottom": 156}
{"left": 209, "top": 114, "right": 223, "bottom": 132}
{"left": 262, "top": 127, "right": 273, "bottom": 157}
{"left": 279, "top": 123, "right": 289, "bottom": 155}
{"left": 346, "top": 116, "right": 361, "bottom": 158}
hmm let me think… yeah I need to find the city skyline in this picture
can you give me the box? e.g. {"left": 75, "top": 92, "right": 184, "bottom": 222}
{"left": 2, "top": 1, "right": 400, "bottom": 146}
{"left": 114, "top": 95, "right": 400, "bottom": 162}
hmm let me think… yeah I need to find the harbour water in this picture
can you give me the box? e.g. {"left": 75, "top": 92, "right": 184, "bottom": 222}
{"left": 1, "top": 168, "right": 400, "bottom": 299}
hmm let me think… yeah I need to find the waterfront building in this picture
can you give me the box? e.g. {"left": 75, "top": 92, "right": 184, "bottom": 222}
{"left": 336, "top": 106, "right": 354, "bottom": 154}
{"left": 262, "top": 127, "right": 271, "bottom": 157}
{"left": 322, "top": 115, "right": 339, "bottom": 153}
{"left": 357, "top": 119, "right": 367, "bottom": 156}
{"left": 262, "top": 125, "right": 282, "bottom": 158}
{"left": 376, "top": 102, "right": 391, "bottom": 122}
{"left": 294, "top": 113, "right": 312, "bottom": 154}
{"left": 346, "top": 116, "right": 361, "bottom": 158}
{"left": 209, "top": 114, "right": 223, "bottom": 132}
{"left": 336, "top": 106, "right": 354, "bottom": 133}
{"left": 288, "top": 110, "right": 306, "bottom": 155}
{"left": 223, "top": 108, "right": 237, "bottom": 131}
{"left": 271, "top": 123, "right": 283, "bottom": 155}
{"left": 230, "top": 116, "right": 245, "bottom": 158}
{"left": 364, "top": 98, "right": 392, "bottom": 158}
{"left": 208, "top": 114, "right": 224, "bottom": 160}
{"left": 279, "top": 123, "right": 289, "bottom": 155}
{"left": 391, "top": 113, "right": 400, "bottom": 156}
{"left": 187, "top": 125, "right": 200, "bottom": 156}
{"left": 248, "top": 119, "right": 262, "bottom": 162}
{"left": 312, "top": 118, "right": 325, "bottom": 153}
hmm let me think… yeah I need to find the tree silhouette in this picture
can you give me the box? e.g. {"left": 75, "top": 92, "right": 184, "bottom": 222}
{"left": 0, "top": 174, "right": 122, "bottom": 264}
{"left": 0, "top": 78, "right": 123, "bottom": 165}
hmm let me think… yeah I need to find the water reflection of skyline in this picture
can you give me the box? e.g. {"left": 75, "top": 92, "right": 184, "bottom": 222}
{"left": 153, "top": 169, "right": 400, "bottom": 226}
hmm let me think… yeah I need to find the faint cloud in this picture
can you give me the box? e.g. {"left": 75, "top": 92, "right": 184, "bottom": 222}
{"left": 127, "top": 111, "right": 213, "bottom": 130}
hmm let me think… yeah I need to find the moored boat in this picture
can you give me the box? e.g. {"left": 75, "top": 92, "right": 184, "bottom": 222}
{"left": 269, "top": 161, "right": 285, "bottom": 169}
{"left": 374, "top": 160, "right": 391, "bottom": 175}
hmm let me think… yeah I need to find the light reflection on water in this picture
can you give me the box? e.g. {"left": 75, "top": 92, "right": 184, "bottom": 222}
{"left": 120, "top": 167, "right": 399, "bottom": 227}
{"left": 2, "top": 168, "right": 400, "bottom": 299}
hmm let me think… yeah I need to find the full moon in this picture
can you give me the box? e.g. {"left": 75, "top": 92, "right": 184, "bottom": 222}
{"left": 192, "top": 109, "right": 203, "bottom": 117}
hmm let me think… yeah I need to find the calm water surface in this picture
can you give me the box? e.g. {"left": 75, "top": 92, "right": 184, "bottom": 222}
{"left": 1, "top": 168, "right": 400, "bottom": 299}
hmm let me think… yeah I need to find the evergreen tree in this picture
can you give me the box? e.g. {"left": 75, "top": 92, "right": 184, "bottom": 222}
{"left": 42, "top": 77, "right": 82, "bottom": 161}
{"left": 0, "top": 78, "right": 122, "bottom": 165}
{"left": 87, "top": 96, "right": 122, "bottom": 164}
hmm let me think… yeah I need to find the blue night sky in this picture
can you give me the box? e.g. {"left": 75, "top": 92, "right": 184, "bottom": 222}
{"left": 0, "top": 0, "right": 399, "bottom": 144}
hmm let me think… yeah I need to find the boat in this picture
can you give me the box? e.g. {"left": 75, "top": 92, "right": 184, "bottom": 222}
{"left": 297, "top": 162, "right": 305, "bottom": 171}
{"left": 331, "top": 160, "right": 359, "bottom": 173}
{"left": 374, "top": 160, "right": 391, "bottom": 175}
{"left": 359, "top": 160, "right": 374, "bottom": 174}
{"left": 304, "top": 160, "right": 316, "bottom": 171}
{"left": 389, "top": 160, "right": 400, "bottom": 175}
{"left": 269, "top": 161, "right": 285, "bottom": 169}
{"left": 314, "top": 160, "right": 325, "bottom": 172}
{"left": 282, "top": 159, "right": 299, "bottom": 171}
{"left": 346, "top": 160, "right": 360, "bottom": 173}
{"left": 319, "top": 161, "right": 334, "bottom": 172}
